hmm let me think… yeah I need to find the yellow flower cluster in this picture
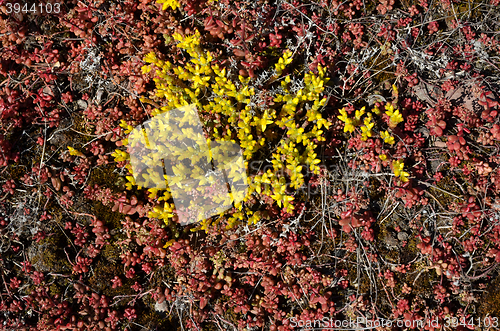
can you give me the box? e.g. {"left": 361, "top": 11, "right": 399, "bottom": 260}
{"left": 337, "top": 106, "right": 379, "bottom": 142}
{"left": 392, "top": 160, "right": 409, "bottom": 182}
{"left": 67, "top": 146, "right": 84, "bottom": 157}
{"left": 337, "top": 102, "right": 407, "bottom": 177}
{"left": 115, "top": 30, "right": 330, "bottom": 230}
{"left": 155, "top": 0, "right": 217, "bottom": 10}
{"left": 385, "top": 103, "right": 403, "bottom": 128}
{"left": 275, "top": 49, "right": 294, "bottom": 76}
{"left": 156, "top": 0, "right": 180, "bottom": 11}
{"left": 380, "top": 130, "right": 395, "bottom": 144}
{"left": 337, "top": 102, "right": 403, "bottom": 143}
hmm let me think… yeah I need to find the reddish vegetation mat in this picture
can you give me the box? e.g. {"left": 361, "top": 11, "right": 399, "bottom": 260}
{"left": 0, "top": 0, "right": 500, "bottom": 330}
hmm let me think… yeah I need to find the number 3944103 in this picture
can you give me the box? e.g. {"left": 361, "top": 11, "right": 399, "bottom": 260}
{"left": 445, "top": 316, "right": 499, "bottom": 328}
{"left": 6, "top": 3, "right": 61, "bottom": 14}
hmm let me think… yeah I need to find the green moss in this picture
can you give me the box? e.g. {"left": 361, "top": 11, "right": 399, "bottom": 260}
{"left": 6, "top": 163, "right": 29, "bottom": 182}
{"left": 437, "top": 172, "right": 463, "bottom": 195}
{"left": 136, "top": 309, "right": 182, "bottom": 331}
{"left": 30, "top": 229, "right": 72, "bottom": 274}
{"left": 411, "top": 263, "right": 433, "bottom": 295}
{"left": 91, "top": 200, "right": 123, "bottom": 232}
{"left": 402, "top": 237, "right": 419, "bottom": 263}
{"left": 358, "top": 277, "right": 372, "bottom": 295}
{"left": 479, "top": 272, "right": 500, "bottom": 317}
{"left": 49, "top": 283, "right": 63, "bottom": 297}
{"left": 363, "top": 48, "right": 396, "bottom": 87}
{"left": 101, "top": 243, "right": 121, "bottom": 263}
{"left": 216, "top": 300, "right": 240, "bottom": 327}
{"left": 87, "top": 163, "right": 124, "bottom": 190}
{"left": 86, "top": 163, "right": 126, "bottom": 230}
{"left": 88, "top": 260, "right": 132, "bottom": 297}
{"left": 368, "top": 178, "right": 386, "bottom": 203}
{"left": 148, "top": 264, "right": 177, "bottom": 290}
{"left": 363, "top": 0, "right": 377, "bottom": 13}
{"left": 453, "top": 1, "right": 491, "bottom": 21}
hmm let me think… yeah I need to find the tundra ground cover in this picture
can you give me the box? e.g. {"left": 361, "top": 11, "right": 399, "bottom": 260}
{"left": 0, "top": 0, "right": 500, "bottom": 330}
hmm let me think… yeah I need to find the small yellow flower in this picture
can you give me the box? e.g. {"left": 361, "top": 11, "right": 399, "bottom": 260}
{"left": 354, "top": 106, "right": 366, "bottom": 122}
{"left": 393, "top": 160, "right": 403, "bottom": 176}
{"left": 141, "top": 65, "right": 152, "bottom": 74}
{"left": 144, "top": 52, "right": 158, "bottom": 64}
{"left": 385, "top": 103, "right": 394, "bottom": 112}
{"left": 173, "top": 30, "right": 201, "bottom": 52}
{"left": 338, "top": 108, "right": 355, "bottom": 133}
{"left": 252, "top": 109, "right": 274, "bottom": 132}
{"left": 338, "top": 108, "right": 349, "bottom": 122}
{"left": 275, "top": 50, "right": 293, "bottom": 75}
{"left": 380, "top": 130, "right": 395, "bottom": 144}
{"left": 385, "top": 104, "right": 404, "bottom": 127}
{"left": 379, "top": 154, "right": 387, "bottom": 161}
{"left": 393, "top": 160, "right": 410, "bottom": 182}
{"left": 360, "top": 116, "right": 374, "bottom": 141}
{"left": 156, "top": 0, "right": 180, "bottom": 11}
{"left": 392, "top": 84, "right": 399, "bottom": 95}
{"left": 163, "top": 239, "right": 176, "bottom": 248}
{"left": 67, "top": 146, "right": 84, "bottom": 157}
{"left": 343, "top": 119, "right": 355, "bottom": 133}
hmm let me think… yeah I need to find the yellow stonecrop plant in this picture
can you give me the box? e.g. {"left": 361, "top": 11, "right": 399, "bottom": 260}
{"left": 385, "top": 103, "right": 403, "bottom": 128}
{"left": 360, "top": 114, "right": 374, "bottom": 141}
{"left": 155, "top": 0, "right": 217, "bottom": 11}
{"left": 113, "top": 30, "right": 331, "bottom": 231}
{"left": 67, "top": 146, "right": 84, "bottom": 157}
{"left": 336, "top": 101, "right": 409, "bottom": 182}
{"left": 156, "top": 0, "right": 180, "bottom": 11}
{"left": 275, "top": 49, "right": 294, "bottom": 76}
{"left": 337, "top": 103, "right": 402, "bottom": 144}
{"left": 338, "top": 108, "right": 355, "bottom": 133}
{"left": 392, "top": 160, "right": 409, "bottom": 182}
{"left": 380, "top": 130, "right": 395, "bottom": 145}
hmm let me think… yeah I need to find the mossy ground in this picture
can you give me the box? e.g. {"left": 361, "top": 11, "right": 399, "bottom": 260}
{"left": 29, "top": 231, "right": 72, "bottom": 274}
{"left": 479, "top": 270, "right": 500, "bottom": 317}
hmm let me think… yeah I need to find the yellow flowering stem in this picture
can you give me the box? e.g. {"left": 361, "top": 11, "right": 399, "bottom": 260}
{"left": 385, "top": 103, "right": 404, "bottom": 128}
{"left": 67, "top": 146, "right": 85, "bottom": 158}
{"left": 380, "top": 130, "right": 395, "bottom": 145}
{"left": 392, "top": 160, "right": 410, "bottom": 182}
{"left": 156, "top": 0, "right": 180, "bottom": 11}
